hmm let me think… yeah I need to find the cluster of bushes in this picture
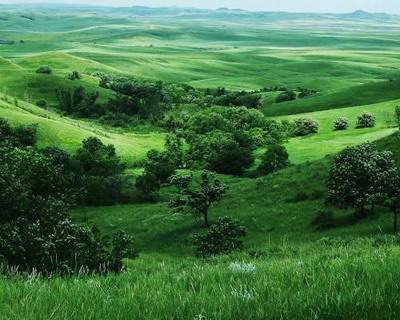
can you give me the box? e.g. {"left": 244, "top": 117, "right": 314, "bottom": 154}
{"left": 333, "top": 112, "right": 376, "bottom": 131}
{"left": 56, "top": 86, "right": 100, "bottom": 118}
{"left": 36, "top": 66, "right": 52, "bottom": 74}
{"left": 175, "top": 106, "right": 286, "bottom": 175}
{"left": 0, "top": 118, "right": 136, "bottom": 275}
{"left": 205, "top": 87, "right": 262, "bottom": 109}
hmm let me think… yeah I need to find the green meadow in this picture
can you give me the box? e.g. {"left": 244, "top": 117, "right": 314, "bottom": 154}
{"left": 1, "top": 4, "right": 400, "bottom": 319}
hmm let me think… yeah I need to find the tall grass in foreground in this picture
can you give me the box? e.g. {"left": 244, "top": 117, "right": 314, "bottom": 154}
{"left": 1, "top": 238, "right": 400, "bottom": 319}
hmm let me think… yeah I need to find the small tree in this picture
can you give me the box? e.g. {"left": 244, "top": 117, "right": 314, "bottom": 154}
{"left": 327, "top": 143, "right": 396, "bottom": 218}
{"left": 356, "top": 112, "right": 376, "bottom": 128}
{"left": 68, "top": 71, "right": 81, "bottom": 81}
{"left": 257, "top": 144, "right": 289, "bottom": 176}
{"left": 170, "top": 171, "right": 227, "bottom": 227}
{"left": 276, "top": 90, "right": 296, "bottom": 103}
{"left": 333, "top": 117, "right": 349, "bottom": 131}
{"left": 193, "top": 217, "right": 246, "bottom": 257}
{"left": 293, "top": 118, "right": 319, "bottom": 136}
{"left": 36, "top": 66, "right": 52, "bottom": 74}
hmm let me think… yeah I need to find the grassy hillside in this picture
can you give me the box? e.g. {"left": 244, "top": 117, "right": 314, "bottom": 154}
{"left": 0, "top": 97, "right": 164, "bottom": 163}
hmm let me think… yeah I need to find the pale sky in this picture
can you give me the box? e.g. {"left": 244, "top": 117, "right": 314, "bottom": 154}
{"left": 1, "top": 0, "right": 400, "bottom": 14}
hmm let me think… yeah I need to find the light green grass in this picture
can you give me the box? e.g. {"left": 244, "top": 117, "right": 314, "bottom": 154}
{"left": 0, "top": 97, "right": 164, "bottom": 163}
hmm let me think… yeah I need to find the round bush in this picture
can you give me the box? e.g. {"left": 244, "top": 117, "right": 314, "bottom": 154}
{"left": 36, "top": 66, "right": 52, "bottom": 74}
{"left": 356, "top": 112, "right": 376, "bottom": 128}
{"left": 258, "top": 144, "right": 289, "bottom": 176}
{"left": 333, "top": 117, "right": 349, "bottom": 131}
{"left": 293, "top": 118, "right": 319, "bottom": 136}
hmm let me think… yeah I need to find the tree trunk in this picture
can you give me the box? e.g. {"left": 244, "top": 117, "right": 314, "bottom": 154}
{"left": 203, "top": 211, "right": 209, "bottom": 228}
{"left": 394, "top": 211, "right": 398, "bottom": 235}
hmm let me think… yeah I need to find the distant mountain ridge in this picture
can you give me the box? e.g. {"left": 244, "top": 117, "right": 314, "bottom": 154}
{"left": 0, "top": 4, "right": 397, "bottom": 23}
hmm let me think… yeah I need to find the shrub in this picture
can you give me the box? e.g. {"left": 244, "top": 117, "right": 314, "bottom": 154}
{"left": 36, "top": 99, "right": 48, "bottom": 108}
{"left": 293, "top": 118, "right": 319, "bottom": 136}
{"left": 276, "top": 90, "right": 296, "bottom": 103}
{"left": 193, "top": 217, "right": 246, "bottom": 257}
{"left": 36, "top": 66, "right": 52, "bottom": 74}
{"left": 135, "top": 172, "right": 160, "bottom": 201}
{"left": 257, "top": 144, "right": 289, "bottom": 176}
{"left": 333, "top": 117, "right": 349, "bottom": 131}
{"left": 356, "top": 112, "right": 376, "bottom": 128}
{"left": 68, "top": 71, "right": 81, "bottom": 80}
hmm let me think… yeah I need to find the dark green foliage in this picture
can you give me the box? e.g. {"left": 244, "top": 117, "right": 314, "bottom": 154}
{"left": 395, "top": 106, "right": 400, "bottom": 128}
{"left": 68, "top": 71, "right": 81, "bottom": 81}
{"left": 312, "top": 209, "right": 334, "bottom": 230}
{"left": 382, "top": 170, "right": 400, "bottom": 233}
{"left": 186, "top": 130, "right": 254, "bottom": 176}
{"left": 212, "top": 91, "right": 262, "bottom": 109}
{"left": 0, "top": 118, "right": 37, "bottom": 147}
{"left": 36, "top": 65, "right": 52, "bottom": 74}
{"left": 74, "top": 137, "right": 125, "bottom": 177}
{"left": 56, "top": 86, "right": 101, "bottom": 117}
{"left": 36, "top": 99, "right": 47, "bottom": 108}
{"left": 276, "top": 90, "right": 296, "bottom": 103}
{"left": 0, "top": 145, "right": 136, "bottom": 274}
{"left": 170, "top": 171, "right": 227, "bottom": 227}
{"left": 193, "top": 217, "right": 246, "bottom": 257}
{"left": 183, "top": 107, "right": 284, "bottom": 175}
{"left": 356, "top": 112, "right": 376, "bottom": 128}
{"left": 73, "top": 137, "right": 127, "bottom": 205}
{"left": 293, "top": 118, "right": 319, "bottom": 136}
{"left": 298, "top": 88, "right": 317, "bottom": 98}
{"left": 333, "top": 117, "right": 349, "bottom": 131}
{"left": 258, "top": 144, "right": 290, "bottom": 176}
{"left": 135, "top": 173, "right": 160, "bottom": 201}
{"left": 327, "top": 143, "right": 397, "bottom": 218}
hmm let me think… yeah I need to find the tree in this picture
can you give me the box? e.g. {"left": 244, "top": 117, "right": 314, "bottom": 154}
{"left": 74, "top": 137, "right": 125, "bottom": 177}
{"left": 327, "top": 143, "right": 397, "bottom": 218}
{"left": 36, "top": 66, "right": 52, "bottom": 74}
{"left": 293, "top": 118, "right": 319, "bottom": 136}
{"left": 257, "top": 144, "right": 290, "bottom": 176}
{"left": 170, "top": 171, "right": 227, "bottom": 227}
{"left": 193, "top": 217, "right": 247, "bottom": 257}
{"left": 356, "top": 112, "right": 376, "bottom": 128}
{"left": 383, "top": 170, "right": 400, "bottom": 234}
{"left": 333, "top": 117, "right": 349, "bottom": 131}
{"left": 68, "top": 71, "right": 81, "bottom": 80}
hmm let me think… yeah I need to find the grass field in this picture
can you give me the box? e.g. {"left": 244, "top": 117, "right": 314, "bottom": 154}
{"left": 2, "top": 5, "right": 400, "bottom": 319}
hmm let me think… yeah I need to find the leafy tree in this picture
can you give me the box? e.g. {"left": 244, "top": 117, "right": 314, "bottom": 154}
{"left": 293, "top": 118, "right": 319, "bottom": 136}
{"left": 356, "top": 112, "right": 376, "bottom": 128}
{"left": 135, "top": 172, "right": 160, "bottom": 201}
{"left": 36, "top": 66, "right": 52, "bottom": 74}
{"left": 333, "top": 117, "right": 349, "bottom": 131}
{"left": 170, "top": 171, "right": 227, "bottom": 227}
{"left": 327, "top": 143, "right": 397, "bottom": 218}
{"left": 186, "top": 130, "right": 254, "bottom": 176}
{"left": 68, "top": 71, "right": 81, "bottom": 80}
{"left": 0, "top": 118, "right": 37, "bottom": 147}
{"left": 276, "top": 90, "right": 296, "bottom": 103}
{"left": 56, "top": 86, "right": 100, "bottom": 117}
{"left": 74, "top": 137, "right": 125, "bottom": 177}
{"left": 193, "top": 217, "right": 246, "bottom": 257}
{"left": 257, "top": 144, "right": 290, "bottom": 176}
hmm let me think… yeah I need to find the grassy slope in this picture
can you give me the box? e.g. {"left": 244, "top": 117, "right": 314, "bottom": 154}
{"left": 0, "top": 97, "right": 164, "bottom": 163}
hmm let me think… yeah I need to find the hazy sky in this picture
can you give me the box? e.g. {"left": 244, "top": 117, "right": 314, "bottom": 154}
{"left": 2, "top": 0, "right": 400, "bottom": 14}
